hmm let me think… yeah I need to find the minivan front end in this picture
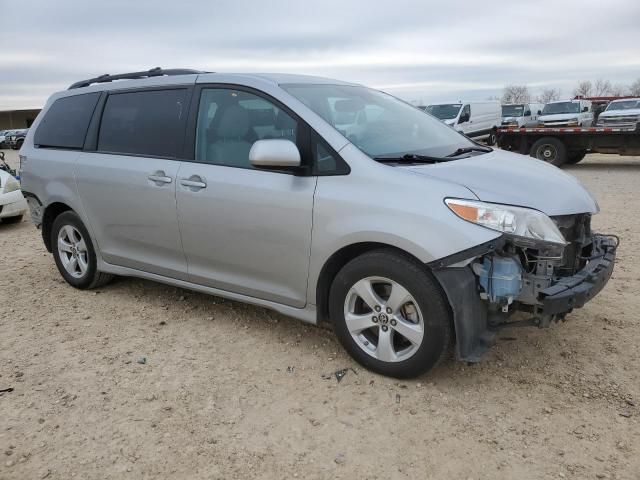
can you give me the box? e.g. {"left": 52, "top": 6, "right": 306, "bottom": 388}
{"left": 430, "top": 197, "right": 616, "bottom": 360}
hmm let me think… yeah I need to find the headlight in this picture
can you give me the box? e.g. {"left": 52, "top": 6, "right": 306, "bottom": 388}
{"left": 445, "top": 198, "right": 566, "bottom": 245}
{"left": 3, "top": 177, "right": 20, "bottom": 193}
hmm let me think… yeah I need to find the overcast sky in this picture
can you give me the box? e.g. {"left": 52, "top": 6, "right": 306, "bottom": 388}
{"left": 1, "top": 0, "right": 639, "bottom": 109}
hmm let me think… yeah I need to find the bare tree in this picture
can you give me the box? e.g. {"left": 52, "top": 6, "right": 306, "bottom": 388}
{"left": 502, "top": 85, "right": 531, "bottom": 104}
{"left": 573, "top": 80, "right": 593, "bottom": 97}
{"left": 594, "top": 79, "right": 613, "bottom": 96}
{"left": 629, "top": 79, "right": 640, "bottom": 97}
{"left": 537, "top": 88, "right": 561, "bottom": 104}
{"left": 610, "top": 84, "right": 629, "bottom": 97}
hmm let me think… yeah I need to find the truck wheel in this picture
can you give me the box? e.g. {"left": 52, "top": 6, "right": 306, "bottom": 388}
{"left": 566, "top": 151, "right": 587, "bottom": 164}
{"left": 530, "top": 137, "right": 567, "bottom": 166}
{"left": 329, "top": 249, "right": 452, "bottom": 378}
{"left": 51, "top": 211, "right": 113, "bottom": 289}
{"left": 486, "top": 129, "right": 497, "bottom": 146}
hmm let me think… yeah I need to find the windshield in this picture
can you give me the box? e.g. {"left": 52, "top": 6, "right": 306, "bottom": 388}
{"left": 425, "top": 104, "right": 462, "bottom": 120}
{"left": 605, "top": 100, "right": 640, "bottom": 111}
{"left": 502, "top": 104, "right": 525, "bottom": 117}
{"left": 282, "top": 84, "right": 474, "bottom": 158}
{"left": 542, "top": 102, "right": 580, "bottom": 115}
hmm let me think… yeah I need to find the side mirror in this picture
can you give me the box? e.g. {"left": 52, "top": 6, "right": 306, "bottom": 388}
{"left": 537, "top": 110, "right": 542, "bottom": 115}
{"left": 249, "top": 139, "right": 301, "bottom": 168}
{"left": 458, "top": 113, "right": 469, "bottom": 124}
{"left": 524, "top": 110, "right": 531, "bottom": 116}
{"left": 582, "top": 106, "right": 589, "bottom": 112}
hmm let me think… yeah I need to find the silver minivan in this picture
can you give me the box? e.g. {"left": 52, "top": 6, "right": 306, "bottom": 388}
{"left": 20, "top": 69, "right": 617, "bottom": 378}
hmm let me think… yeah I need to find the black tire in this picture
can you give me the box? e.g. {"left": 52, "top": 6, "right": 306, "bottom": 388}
{"left": 486, "top": 129, "right": 497, "bottom": 146}
{"left": 1, "top": 214, "right": 23, "bottom": 224}
{"left": 51, "top": 211, "right": 113, "bottom": 289}
{"left": 566, "top": 151, "right": 587, "bottom": 165}
{"left": 530, "top": 137, "right": 567, "bottom": 166}
{"left": 329, "top": 249, "right": 452, "bottom": 378}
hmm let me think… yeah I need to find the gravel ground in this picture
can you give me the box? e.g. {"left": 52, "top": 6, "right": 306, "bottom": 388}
{"left": 0, "top": 149, "right": 638, "bottom": 480}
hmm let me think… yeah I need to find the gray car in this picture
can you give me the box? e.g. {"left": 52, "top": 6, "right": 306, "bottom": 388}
{"left": 19, "top": 68, "right": 617, "bottom": 378}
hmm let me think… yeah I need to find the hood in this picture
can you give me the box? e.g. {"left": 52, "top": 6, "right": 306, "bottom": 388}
{"left": 402, "top": 149, "right": 598, "bottom": 216}
{"left": 539, "top": 113, "right": 580, "bottom": 122}
{"left": 599, "top": 108, "right": 640, "bottom": 118}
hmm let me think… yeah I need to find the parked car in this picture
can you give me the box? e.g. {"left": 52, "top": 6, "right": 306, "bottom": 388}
{"left": 8, "top": 129, "right": 28, "bottom": 150}
{"left": 20, "top": 68, "right": 616, "bottom": 378}
{"left": 538, "top": 100, "right": 593, "bottom": 127}
{"left": 425, "top": 102, "right": 501, "bottom": 145}
{"left": 0, "top": 152, "right": 28, "bottom": 223}
{"left": 501, "top": 103, "right": 545, "bottom": 128}
{"left": 596, "top": 98, "right": 640, "bottom": 128}
{"left": 0, "top": 130, "right": 14, "bottom": 149}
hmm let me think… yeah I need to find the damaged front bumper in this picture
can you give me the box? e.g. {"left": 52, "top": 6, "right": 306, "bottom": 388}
{"left": 538, "top": 234, "right": 616, "bottom": 317}
{"left": 432, "top": 233, "right": 618, "bottom": 362}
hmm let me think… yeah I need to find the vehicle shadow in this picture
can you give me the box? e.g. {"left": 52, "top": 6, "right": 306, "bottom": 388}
{"left": 566, "top": 161, "right": 640, "bottom": 171}
{"left": 0, "top": 218, "right": 27, "bottom": 231}
{"left": 98, "top": 274, "right": 518, "bottom": 383}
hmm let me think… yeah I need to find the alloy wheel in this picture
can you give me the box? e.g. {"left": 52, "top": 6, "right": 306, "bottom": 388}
{"left": 57, "top": 225, "right": 89, "bottom": 278}
{"left": 343, "top": 276, "right": 425, "bottom": 362}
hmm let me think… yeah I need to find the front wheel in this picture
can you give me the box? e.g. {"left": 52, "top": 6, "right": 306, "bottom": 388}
{"left": 51, "top": 211, "right": 113, "bottom": 289}
{"left": 329, "top": 249, "right": 452, "bottom": 378}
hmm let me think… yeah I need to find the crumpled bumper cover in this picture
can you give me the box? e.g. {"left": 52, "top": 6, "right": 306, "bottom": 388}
{"left": 539, "top": 234, "right": 617, "bottom": 316}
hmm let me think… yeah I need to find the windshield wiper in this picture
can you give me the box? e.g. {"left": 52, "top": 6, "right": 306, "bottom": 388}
{"left": 374, "top": 153, "right": 449, "bottom": 164}
{"left": 445, "top": 146, "right": 492, "bottom": 157}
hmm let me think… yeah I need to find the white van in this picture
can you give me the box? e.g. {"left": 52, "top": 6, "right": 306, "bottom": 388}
{"left": 501, "top": 103, "right": 545, "bottom": 128}
{"left": 426, "top": 102, "right": 501, "bottom": 145}
{"left": 538, "top": 99, "right": 593, "bottom": 128}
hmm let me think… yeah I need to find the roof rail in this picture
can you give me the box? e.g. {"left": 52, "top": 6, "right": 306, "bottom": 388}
{"left": 68, "top": 67, "right": 209, "bottom": 89}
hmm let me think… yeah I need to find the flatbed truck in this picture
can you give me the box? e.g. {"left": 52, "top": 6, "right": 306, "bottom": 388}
{"left": 497, "top": 124, "right": 640, "bottom": 166}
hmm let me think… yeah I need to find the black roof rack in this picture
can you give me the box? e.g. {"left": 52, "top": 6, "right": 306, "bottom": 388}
{"left": 68, "top": 67, "right": 209, "bottom": 89}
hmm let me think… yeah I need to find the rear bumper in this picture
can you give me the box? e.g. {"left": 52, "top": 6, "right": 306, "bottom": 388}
{"left": 538, "top": 234, "right": 617, "bottom": 315}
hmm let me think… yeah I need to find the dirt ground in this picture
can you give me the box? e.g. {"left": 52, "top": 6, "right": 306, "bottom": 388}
{"left": 0, "top": 149, "right": 638, "bottom": 480}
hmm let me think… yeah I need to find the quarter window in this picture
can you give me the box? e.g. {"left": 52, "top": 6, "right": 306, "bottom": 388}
{"left": 195, "top": 88, "right": 298, "bottom": 168}
{"left": 98, "top": 89, "right": 187, "bottom": 157}
{"left": 34, "top": 92, "right": 100, "bottom": 149}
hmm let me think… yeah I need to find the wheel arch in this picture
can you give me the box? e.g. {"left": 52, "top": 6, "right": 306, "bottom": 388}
{"left": 42, "top": 202, "right": 74, "bottom": 252}
{"left": 315, "top": 242, "right": 452, "bottom": 326}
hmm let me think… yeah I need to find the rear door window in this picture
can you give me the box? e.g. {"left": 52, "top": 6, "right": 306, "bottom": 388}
{"left": 98, "top": 89, "right": 188, "bottom": 158}
{"left": 34, "top": 92, "right": 100, "bottom": 149}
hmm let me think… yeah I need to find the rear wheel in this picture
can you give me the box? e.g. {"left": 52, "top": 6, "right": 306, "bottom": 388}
{"left": 51, "top": 211, "right": 113, "bottom": 289}
{"left": 530, "top": 137, "right": 567, "bottom": 166}
{"left": 566, "top": 151, "right": 587, "bottom": 164}
{"left": 329, "top": 249, "right": 452, "bottom": 378}
{"left": 486, "top": 129, "right": 497, "bottom": 146}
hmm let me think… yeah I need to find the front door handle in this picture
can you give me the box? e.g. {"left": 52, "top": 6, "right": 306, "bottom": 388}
{"left": 180, "top": 176, "right": 207, "bottom": 190}
{"left": 148, "top": 171, "right": 172, "bottom": 185}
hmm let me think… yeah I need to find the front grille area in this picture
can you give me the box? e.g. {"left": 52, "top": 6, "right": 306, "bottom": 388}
{"left": 552, "top": 213, "right": 592, "bottom": 275}
{"left": 597, "top": 116, "right": 639, "bottom": 127}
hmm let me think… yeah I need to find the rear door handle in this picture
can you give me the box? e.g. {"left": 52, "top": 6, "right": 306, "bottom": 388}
{"left": 148, "top": 171, "right": 172, "bottom": 185}
{"left": 180, "top": 176, "right": 207, "bottom": 190}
